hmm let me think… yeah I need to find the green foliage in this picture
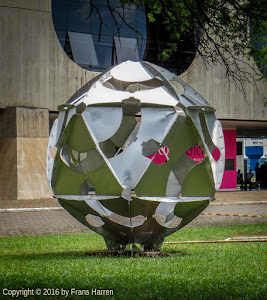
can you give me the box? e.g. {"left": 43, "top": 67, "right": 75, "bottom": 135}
{"left": 147, "top": 12, "right": 155, "bottom": 22}
{"left": 0, "top": 225, "right": 266, "bottom": 299}
{"left": 124, "top": 0, "right": 267, "bottom": 86}
{"left": 250, "top": 20, "right": 267, "bottom": 79}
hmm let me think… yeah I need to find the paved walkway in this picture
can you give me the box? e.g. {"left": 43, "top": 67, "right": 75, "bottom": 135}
{"left": 213, "top": 189, "right": 267, "bottom": 205}
{"left": 0, "top": 190, "right": 266, "bottom": 237}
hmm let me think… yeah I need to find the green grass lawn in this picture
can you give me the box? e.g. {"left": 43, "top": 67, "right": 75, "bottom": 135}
{"left": 0, "top": 224, "right": 266, "bottom": 300}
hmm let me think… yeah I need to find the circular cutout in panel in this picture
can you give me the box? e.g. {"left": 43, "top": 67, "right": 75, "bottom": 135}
{"left": 85, "top": 214, "right": 104, "bottom": 227}
{"left": 51, "top": 146, "right": 57, "bottom": 160}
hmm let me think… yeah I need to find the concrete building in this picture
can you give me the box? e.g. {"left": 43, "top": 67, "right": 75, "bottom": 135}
{"left": 1, "top": 0, "right": 267, "bottom": 200}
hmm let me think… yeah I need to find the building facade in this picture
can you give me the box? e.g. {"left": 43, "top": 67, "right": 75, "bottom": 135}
{"left": 0, "top": 0, "right": 267, "bottom": 199}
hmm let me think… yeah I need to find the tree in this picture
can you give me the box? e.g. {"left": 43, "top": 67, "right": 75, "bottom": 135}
{"left": 90, "top": 0, "right": 267, "bottom": 96}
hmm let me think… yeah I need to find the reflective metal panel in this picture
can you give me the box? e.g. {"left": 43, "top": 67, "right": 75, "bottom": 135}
{"left": 82, "top": 106, "right": 123, "bottom": 142}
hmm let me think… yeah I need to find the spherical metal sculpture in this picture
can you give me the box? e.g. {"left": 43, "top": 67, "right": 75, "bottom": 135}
{"left": 46, "top": 61, "right": 225, "bottom": 250}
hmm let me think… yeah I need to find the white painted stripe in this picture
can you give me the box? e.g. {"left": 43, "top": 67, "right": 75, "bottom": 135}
{"left": 0, "top": 207, "right": 63, "bottom": 213}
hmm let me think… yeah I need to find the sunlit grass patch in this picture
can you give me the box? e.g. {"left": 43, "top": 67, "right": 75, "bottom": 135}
{"left": 0, "top": 224, "right": 266, "bottom": 299}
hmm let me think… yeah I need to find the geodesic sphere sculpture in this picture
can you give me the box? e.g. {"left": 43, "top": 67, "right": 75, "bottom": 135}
{"left": 46, "top": 61, "right": 225, "bottom": 251}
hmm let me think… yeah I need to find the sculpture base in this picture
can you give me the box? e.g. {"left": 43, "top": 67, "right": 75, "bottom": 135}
{"left": 85, "top": 250, "right": 171, "bottom": 258}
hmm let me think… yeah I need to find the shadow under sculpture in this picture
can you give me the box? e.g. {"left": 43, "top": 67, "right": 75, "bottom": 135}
{"left": 46, "top": 61, "right": 225, "bottom": 251}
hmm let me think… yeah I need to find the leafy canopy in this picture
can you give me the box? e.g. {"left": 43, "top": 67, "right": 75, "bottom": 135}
{"left": 89, "top": 0, "right": 267, "bottom": 92}
{"left": 119, "top": 0, "right": 267, "bottom": 89}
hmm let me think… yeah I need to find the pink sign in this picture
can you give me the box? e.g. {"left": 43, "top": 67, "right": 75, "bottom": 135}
{"left": 146, "top": 146, "right": 169, "bottom": 165}
{"left": 220, "top": 130, "right": 236, "bottom": 189}
{"left": 185, "top": 145, "right": 204, "bottom": 163}
{"left": 212, "top": 147, "right": 220, "bottom": 161}
{"left": 186, "top": 145, "right": 221, "bottom": 163}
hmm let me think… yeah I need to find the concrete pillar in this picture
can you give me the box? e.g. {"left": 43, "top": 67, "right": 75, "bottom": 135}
{"left": 0, "top": 107, "right": 53, "bottom": 200}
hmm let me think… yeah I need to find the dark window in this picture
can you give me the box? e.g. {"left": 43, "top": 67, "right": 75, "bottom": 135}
{"left": 236, "top": 142, "right": 243, "bottom": 155}
{"left": 225, "top": 159, "right": 235, "bottom": 171}
{"left": 250, "top": 26, "right": 266, "bottom": 74}
{"left": 143, "top": 14, "right": 196, "bottom": 75}
{"left": 52, "top": 0, "right": 196, "bottom": 74}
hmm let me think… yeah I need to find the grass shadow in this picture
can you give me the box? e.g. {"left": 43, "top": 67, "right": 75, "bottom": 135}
{"left": 0, "top": 249, "right": 189, "bottom": 261}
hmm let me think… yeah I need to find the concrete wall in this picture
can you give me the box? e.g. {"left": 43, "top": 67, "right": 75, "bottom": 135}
{"left": 0, "top": 0, "right": 98, "bottom": 110}
{"left": 0, "top": 0, "right": 266, "bottom": 120}
{"left": 181, "top": 57, "right": 267, "bottom": 121}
